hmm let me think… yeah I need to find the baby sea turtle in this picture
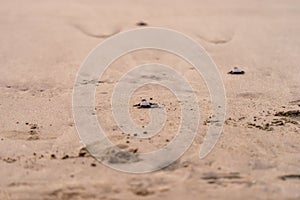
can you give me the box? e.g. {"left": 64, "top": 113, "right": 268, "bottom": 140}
{"left": 133, "top": 99, "right": 158, "bottom": 109}
{"left": 228, "top": 67, "right": 245, "bottom": 74}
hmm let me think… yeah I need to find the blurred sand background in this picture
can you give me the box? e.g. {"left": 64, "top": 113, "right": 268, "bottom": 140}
{"left": 0, "top": 0, "right": 300, "bottom": 199}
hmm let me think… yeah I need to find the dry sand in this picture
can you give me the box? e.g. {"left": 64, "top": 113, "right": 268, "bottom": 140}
{"left": 0, "top": 0, "right": 300, "bottom": 199}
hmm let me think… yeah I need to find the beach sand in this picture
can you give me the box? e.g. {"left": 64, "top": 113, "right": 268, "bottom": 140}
{"left": 0, "top": 0, "right": 300, "bottom": 199}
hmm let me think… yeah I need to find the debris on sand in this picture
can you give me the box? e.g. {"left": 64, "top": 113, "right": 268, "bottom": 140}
{"left": 275, "top": 110, "right": 300, "bottom": 118}
{"left": 78, "top": 147, "right": 90, "bottom": 157}
{"left": 129, "top": 178, "right": 155, "bottom": 196}
{"left": 228, "top": 67, "right": 245, "bottom": 75}
{"left": 247, "top": 122, "right": 274, "bottom": 131}
{"left": 289, "top": 100, "right": 300, "bottom": 107}
{"left": 61, "top": 155, "right": 69, "bottom": 160}
{"left": 201, "top": 172, "right": 242, "bottom": 180}
{"left": 100, "top": 146, "right": 140, "bottom": 164}
{"left": 27, "top": 130, "right": 39, "bottom": 140}
{"left": 279, "top": 174, "right": 300, "bottom": 181}
{"left": 2, "top": 157, "right": 17, "bottom": 163}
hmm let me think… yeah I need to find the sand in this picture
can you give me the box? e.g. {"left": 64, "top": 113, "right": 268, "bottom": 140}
{"left": 0, "top": 0, "right": 300, "bottom": 199}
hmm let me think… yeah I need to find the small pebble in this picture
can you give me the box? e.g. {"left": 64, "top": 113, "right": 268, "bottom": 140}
{"left": 91, "top": 163, "right": 97, "bottom": 167}
{"left": 136, "top": 21, "right": 148, "bottom": 26}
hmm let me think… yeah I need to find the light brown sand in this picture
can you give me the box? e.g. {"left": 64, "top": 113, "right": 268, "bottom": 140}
{"left": 0, "top": 0, "right": 300, "bottom": 199}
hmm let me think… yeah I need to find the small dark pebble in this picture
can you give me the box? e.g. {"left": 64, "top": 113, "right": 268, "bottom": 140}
{"left": 126, "top": 141, "right": 130, "bottom": 144}
{"left": 62, "top": 155, "right": 69, "bottom": 160}
{"left": 51, "top": 154, "right": 56, "bottom": 159}
{"left": 25, "top": 122, "right": 29, "bottom": 125}
{"left": 132, "top": 149, "right": 138, "bottom": 153}
{"left": 136, "top": 21, "right": 148, "bottom": 26}
{"left": 30, "top": 124, "right": 38, "bottom": 129}
{"left": 207, "top": 180, "right": 216, "bottom": 184}
{"left": 143, "top": 131, "right": 147, "bottom": 134}
{"left": 181, "top": 161, "right": 189, "bottom": 168}
{"left": 29, "top": 130, "right": 37, "bottom": 134}
{"left": 78, "top": 147, "right": 89, "bottom": 157}
{"left": 91, "top": 163, "right": 97, "bottom": 167}
{"left": 166, "top": 139, "right": 170, "bottom": 142}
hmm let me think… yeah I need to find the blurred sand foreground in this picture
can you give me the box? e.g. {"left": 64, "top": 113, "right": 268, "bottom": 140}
{"left": 0, "top": 0, "right": 300, "bottom": 199}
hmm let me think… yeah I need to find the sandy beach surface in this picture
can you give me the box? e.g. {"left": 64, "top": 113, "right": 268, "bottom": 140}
{"left": 0, "top": 0, "right": 300, "bottom": 199}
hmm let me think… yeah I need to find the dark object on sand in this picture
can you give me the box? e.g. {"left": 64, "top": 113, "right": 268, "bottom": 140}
{"left": 228, "top": 67, "right": 245, "bottom": 74}
{"left": 275, "top": 110, "right": 300, "bottom": 117}
{"left": 136, "top": 21, "right": 148, "bottom": 26}
{"left": 279, "top": 174, "right": 300, "bottom": 181}
{"left": 201, "top": 172, "right": 242, "bottom": 180}
{"left": 133, "top": 99, "right": 158, "bottom": 109}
